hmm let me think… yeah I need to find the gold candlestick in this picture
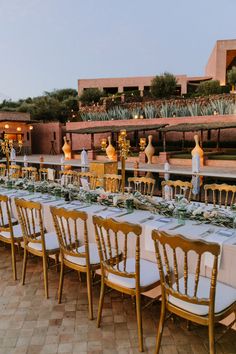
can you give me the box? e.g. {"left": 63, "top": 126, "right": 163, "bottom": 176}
{"left": 118, "top": 130, "right": 130, "bottom": 194}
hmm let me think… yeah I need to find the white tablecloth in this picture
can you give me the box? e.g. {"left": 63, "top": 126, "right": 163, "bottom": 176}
{"left": 2, "top": 188, "right": 236, "bottom": 287}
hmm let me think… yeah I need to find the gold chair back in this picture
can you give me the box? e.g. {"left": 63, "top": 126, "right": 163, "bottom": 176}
{"left": 22, "top": 167, "right": 38, "bottom": 180}
{"left": 103, "top": 174, "right": 122, "bottom": 193}
{"left": 204, "top": 183, "right": 236, "bottom": 208}
{"left": 152, "top": 229, "right": 222, "bottom": 354}
{"left": 51, "top": 206, "right": 97, "bottom": 320}
{"left": 78, "top": 172, "right": 97, "bottom": 190}
{"left": 93, "top": 215, "right": 142, "bottom": 287}
{"left": 152, "top": 230, "right": 220, "bottom": 311}
{"left": 15, "top": 198, "right": 44, "bottom": 250}
{"left": 59, "top": 170, "right": 78, "bottom": 185}
{"left": 0, "top": 194, "right": 14, "bottom": 234}
{"left": 9, "top": 164, "right": 21, "bottom": 179}
{"left": 50, "top": 207, "right": 89, "bottom": 265}
{"left": 38, "top": 168, "right": 56, "bottom": 181}
{"left": 128, "top": 176, "right": 155, "bottom": 197}
{"left": 0, "top": 194, "right": 20, "bottom": 280}
{"left": 0, "top": 163, "right": 6, "bottom": 177}
{"left": 161, "top": 180, "right": 193, "bottom": 201}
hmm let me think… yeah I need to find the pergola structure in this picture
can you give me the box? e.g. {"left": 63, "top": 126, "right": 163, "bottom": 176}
{"left": 160, "top": 121, "right": 236, "bottom": 151}
{"left": 66, "top": 123, "right": 168, "bottom": 151}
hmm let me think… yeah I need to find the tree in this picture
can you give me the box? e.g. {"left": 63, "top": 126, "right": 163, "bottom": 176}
{"left": 79, "top": 88, "right": 104, "bottom": 105}
{"left": 227, "top": 66, "right": 236, "bottom": 91}
{"left": 150, "top": 72, "right": 177, "bottom": 98}
{"left": 197, "top": 80, "right": 221, "bottom": 95}
{"left": 0, "top": 88, "right": 79, "bottom": 123}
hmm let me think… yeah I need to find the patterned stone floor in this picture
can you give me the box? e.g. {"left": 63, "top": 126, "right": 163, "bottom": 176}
{"left": 0, "top": 246, "right": 235, "bottom": 354}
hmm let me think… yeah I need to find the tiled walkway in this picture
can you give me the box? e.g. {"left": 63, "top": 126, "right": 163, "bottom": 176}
{"left": 0, "top": 246, "right": 235, "bottom": 354}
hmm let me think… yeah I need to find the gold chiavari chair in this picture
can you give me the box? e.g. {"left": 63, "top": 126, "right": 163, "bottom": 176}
{"left": 152, "top": 230, "right": 236, "bottom": 354}
{"left": 59, "top": 170, "right": 78, "bottom": 185}
{"left": 128, "top": 176, "right": 155, "bottom": 197}
{"left": 78, "top": 172, "right": 97, "bottom": 190}
{"left": 103, "top": 174, "right": 122, "bottom": 193}
{"left": 0, "top": 163, "right": 6, "bottom": 177}
{"left": 21, "top": 167, "right": 38, "bottom": 180}
{"left": 93, "top": 216, "right": 161, "bottom": 352}
{"left": 161, "top": 180, "right": 193, "bottom": 201}
{"left": 204, "top": 183, "right": 236, "bottom": 209}
{"left": 9, "top": 164, "right": 21, "bottom": 179}
{"left": 0, "top": 195, "right": 21, "bottom": 280}
{"left": 15, "top": 198, "right": 59, "bottom": 298}
{"left": 38, "top": 168, "right": 56, "bottom": 182}
{"left": 51, "top": 207, "right": 101, "bottom": 320}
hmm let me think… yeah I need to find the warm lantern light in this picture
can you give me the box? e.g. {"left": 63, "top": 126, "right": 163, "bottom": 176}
{"left": 4, "top": 124, "right": 9, "bottom": 129}
{"left": 100, "top": 138, "right": 107, "bottom": 151}
{"left": 139, "top": 137, "right": 146, "bottom": 151}
{"left": 16, "top": 127, "right": 21, "bottom": 132}
{"left": 29, "top": 125, "right": 33, "bottom": 130}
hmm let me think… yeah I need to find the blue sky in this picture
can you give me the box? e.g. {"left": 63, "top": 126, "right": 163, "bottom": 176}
{"left": 0, "top": 0, "right": 235, "bottom": 100}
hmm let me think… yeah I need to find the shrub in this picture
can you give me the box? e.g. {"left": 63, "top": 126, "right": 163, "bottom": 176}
{"left": 150, "top": 72, "right": 177, "bottom": 98}
{"left": 227, "top": 66, "right": 236, "bottom": 90}
{"left": 79, "top": 88, "right": 104, "bottom": 105}
{"left": 197, "top": 80, "right": 221, "bottom": 95}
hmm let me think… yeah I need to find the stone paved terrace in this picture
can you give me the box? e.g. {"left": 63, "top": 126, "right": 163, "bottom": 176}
{"left": 0, "top": 245, "right": 235, "bottom": 354}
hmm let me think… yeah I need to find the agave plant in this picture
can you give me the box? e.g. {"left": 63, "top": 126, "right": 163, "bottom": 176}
{"left": 187, "top": 103, "right": 202, "bottom": 117}
{"left": 107, "top": 106, "right": 131, "bottom": 120}
{"left": 143, "top": 104, "right": 159, "bottom": 119}
{"left": 210, "top": 99, "right": 231, "bottom": 115}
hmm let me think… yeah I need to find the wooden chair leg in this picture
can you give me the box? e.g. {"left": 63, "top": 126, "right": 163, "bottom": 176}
{"left": 55, "top": 253, "right": 59, "bottom": 273}
{"left": 209, "top": 319, "right": 216, "bottom": 354}
{"left": 155, "top": 302, "right": 166, "bottom": 354}
{"left": 58, "top": 260, "right": 64, "bottom": 304}
{"left": 11, "top": 242, "right": 17, "bottom": 281}
{"left": 136, "top": 292, "right": 144, "bottom": 352}
{"left": 42, "top": 255, "right": 49, "bottom": 299}
{"left": 86, "top": 269, "right": 93, "bottom": 320}
{"left": 22, "top": 248, "right": 28, "bottom": 285}
{"left": 97, "top": 278, "right": 105, "bottom": 328}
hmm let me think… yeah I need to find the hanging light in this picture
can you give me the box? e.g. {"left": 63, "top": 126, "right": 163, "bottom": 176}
{"left": 29, "top": 125, "right": 33, "bottom": 130}
{"left": 16, "top": 127, "right": 22, "bottom": 132}
{"left": 4, "top": 124, "right": 9, "bottom": 129}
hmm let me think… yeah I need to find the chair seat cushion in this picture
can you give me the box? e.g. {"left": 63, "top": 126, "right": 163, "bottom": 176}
{"left": 108, "top": 258, "right": 160, "bottom": 289}
{"left": 65, "top": 243, "right": 100, "bottom": 266}
{"left": 169, "top": 274, "right": 236, "bottom": 316}
{"left": 28, "top": 232, "right": 59, "bottom": 252}
{"left": 0, "top": 223, "right": 27, "bottom": 239}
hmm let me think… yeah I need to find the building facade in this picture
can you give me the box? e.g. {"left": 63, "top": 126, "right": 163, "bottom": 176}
{"left": 78, "top": 39, "right": 236, "bottom": 96}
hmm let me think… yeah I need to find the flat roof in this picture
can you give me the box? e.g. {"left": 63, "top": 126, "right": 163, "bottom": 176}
{"left": 160, "top": 121, "right": 236, "bottom": 132}
{"left": 67, "top": 123, "right": 168, "bottom": 135}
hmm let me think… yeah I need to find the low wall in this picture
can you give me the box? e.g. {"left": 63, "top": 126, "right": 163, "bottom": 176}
{"left": 66, "top": 114, "right": 236, "bottom": 151}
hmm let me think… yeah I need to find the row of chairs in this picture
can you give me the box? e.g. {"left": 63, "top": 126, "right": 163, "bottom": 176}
{"left": 2, "top": 163, "right": 236, "bottom": 207}
{"left": 0, "top": 195, "right": 236, "bottom": 352}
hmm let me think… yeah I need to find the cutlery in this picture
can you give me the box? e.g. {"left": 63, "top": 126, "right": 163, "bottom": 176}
{"left": 199, "top": 228, "right": 215, "bottom": 238}
{"left": 116, "top": 210, "right": 133, "bottom": 218}
{"left": 74, "top": 204, "right": 91, "bottom": 210}
{"left": 168, "top": 224, "right": 185, "bottom": 230}
{"left": 93, "top": 207, "right": 108, "bottom": 214}
{"left": 140, "top": 215, "right": 155, "bottom": 224}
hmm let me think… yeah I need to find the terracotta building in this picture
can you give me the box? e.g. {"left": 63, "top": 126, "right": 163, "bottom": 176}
{"left": 0, "top": 112, "right": 33, "bottom": 154}
{"left": 78, "top": 39, "right": 236, "bottom": 95}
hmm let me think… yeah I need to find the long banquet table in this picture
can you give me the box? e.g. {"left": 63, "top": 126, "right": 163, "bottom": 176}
{"left": 2, "top": 188, "right": 236, "bottom": 289}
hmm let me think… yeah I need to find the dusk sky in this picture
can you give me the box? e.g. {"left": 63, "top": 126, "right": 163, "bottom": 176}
{"left": 0, "top": 0, "right": 235, "bottom": 100}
